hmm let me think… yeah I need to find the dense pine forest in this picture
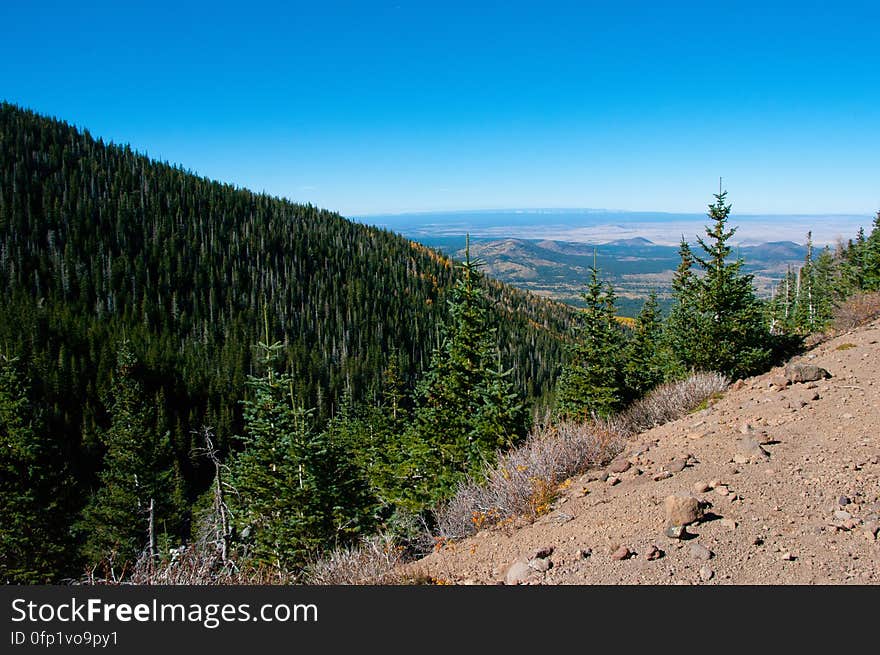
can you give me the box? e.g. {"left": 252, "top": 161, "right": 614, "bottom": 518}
{"left": 2, "top": 102, "right": 879, "bottom": 584}
{"left": 0, "top": 104, "right": 573, "bottom": 581}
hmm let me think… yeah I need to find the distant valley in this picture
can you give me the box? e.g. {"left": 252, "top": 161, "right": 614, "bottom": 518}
{"left": 355, "top": 209, "right": 874, "bottom": 315}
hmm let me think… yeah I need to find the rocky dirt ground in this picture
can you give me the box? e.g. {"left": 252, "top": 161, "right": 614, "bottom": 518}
{"left": 410, "top": 319, "right": 880, "bottom": 585}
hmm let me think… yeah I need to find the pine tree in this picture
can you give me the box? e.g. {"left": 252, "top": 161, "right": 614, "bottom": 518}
{"left": 665, "top": 189, "right": 774, "bottom": 379}
{"left": 79, "top": 341, "right": 172, "bottom": 568}
{"left": 555, "top": 262, "right": 626, "bottom": 420}
{"left": 0, "top": 354, "right": 69, "bottom": 582}
{"left": 405, "top": 238, "right": 529, "bottom": 507}
{"left": 624, "top": 291, "right": 667, "bottom": 398}
{"left": 864, "top": 211, "right": 880, "bottom": 290}
{"left": 230, "top": 311, "right": 375, "bottom": 571}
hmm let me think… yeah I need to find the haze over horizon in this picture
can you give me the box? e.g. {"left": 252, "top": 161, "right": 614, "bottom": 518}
{"left": 1, "top": 1, "right": 878, "bottom": 218}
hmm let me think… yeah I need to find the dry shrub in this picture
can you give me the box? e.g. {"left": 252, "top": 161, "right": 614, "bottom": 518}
{"left": 304, "top": 534, "right": 410, "bottom": 585}
{"left": 82, "top": 544, "right": 292, "bottom": 586}
{"left": 610, "top": 371, "right": 729, "bottom": 434}
{"left": 833, "top": 291, "right": 880, "bottom": 332}
{"left": 435, "top": 371, "right": 729, "bottom": 540}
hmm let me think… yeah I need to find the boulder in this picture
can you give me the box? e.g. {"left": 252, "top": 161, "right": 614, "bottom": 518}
{"left": 784, "top": 364, "right": 831, "bottom": 383}
{"left": 505, "top": 560, "right": 533, "bottom": 585}
{"left": 664, "top": 493, "right": 703, "bottom": 526}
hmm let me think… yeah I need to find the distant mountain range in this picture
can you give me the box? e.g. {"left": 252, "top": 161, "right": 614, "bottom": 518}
{"left": 387, "top": 234, "right": 812, "bottom": 316}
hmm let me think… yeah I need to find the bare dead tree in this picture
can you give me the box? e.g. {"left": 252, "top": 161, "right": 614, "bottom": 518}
{"left": 192, "top": 426, "right": 234, "bottom": 564}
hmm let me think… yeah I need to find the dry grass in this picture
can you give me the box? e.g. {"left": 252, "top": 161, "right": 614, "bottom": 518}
{"left": 82, "top": 544, "right": 293, "bottom": 586}
{"left": 435, "top": 371, "right": 729, "bottom": 540}
{"left": 833, "top": 291, "right": 880, "bottom": 332}
{"left": 303, "top": 534, "right": 416, "bottom": 585}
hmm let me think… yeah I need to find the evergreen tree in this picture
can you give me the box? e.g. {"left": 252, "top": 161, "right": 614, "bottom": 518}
{"left": 79, "top": 341, "right": 173, "bottom": 568}
{"left": 665, "top": 189, "right": 774, "bottom": 379}
{"left": 405, "top": 239, "right": 529, "bottom": 508}
{"left": 555, "top": 262, "right": 626, "bottom": 420}
{"left": 864, "top": 211, "right": 880, "bottom": 290}
{"left": 624, "top": 291, "right": 667, "bottom": 398}
{"left": 230, "top": 313, "right": 375, "bottom": 571}
{"left": 0, "top": 354, "right": 69, "bottom": 582}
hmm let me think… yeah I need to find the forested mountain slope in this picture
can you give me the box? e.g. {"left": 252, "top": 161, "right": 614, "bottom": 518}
{"left": 0, "top": 103, "right": 573, "bottom": 576}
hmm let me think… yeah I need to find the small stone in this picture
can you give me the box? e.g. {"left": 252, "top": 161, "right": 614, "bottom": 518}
{"left": 505, "top": 560, "right": 533, "bottom": 585}
{"left": 834, "top": 510, "right": 853, "bottom": 521}
{"left": 699, "top": 566, "right": 714, "bottom": 581}
{"left": 842, "top": 413, "right": 854, "bottom": 420}
{"left": 579, "top": 548, "right": 593, "bottom": 559}
{"left": 653, "top": 471, "right": 673, "bottom": 481}
{"left": 740, "top": 422, "right": 754, "bottom": 434}
{"left": 715, "top": 485, "right": 730, "bottom": 496}
{"left": 693, "top": 481, "right": 711, "bottom": 494}
{"left": 688, "top": 543, "right": 713, "bottom": 561}
{"left": 665, "top": 525, "right": 687, "bottom": 539}
{"left": 841, "top": 518, "right": 860, "bottom": 531}
{"left": 528, "top": 557, "right": 552, "bottom": 572}
{"left": 530, "top": 546, "right": 554, "bottom": 560}
{"left": 708, "top": 479, "right": 720, "bottom": 489}
{"left": 781, "top": 552, "right": 795, "bottom": 561}
{"left": 720, "top": 518, "right": 737, "bottom": 530}
{"left": 730, "top": 379, "right": 745, "bottom": 391}
{"left": 811, "top": 393, "right": 821, "bottom": 401}
{"left": 838, "top": 496, "right": 851, "bottom": 506}
{"left": 666, "top": 458, "right": 688, "bottom": 473}
{"left": 769, "top": 375, "right": 790, "bottom": 388}
{"left": 645, "top": 545, "right": 664, "bottom": 561}
{"left": 664, "top": 494, "right": 703, "bottom": 526}
{"left": 607, "top": 475, "right": 621, "bottom": 486}
{"left": 611, "top": 546, "right": 632, "bottom": 561}
{"left": 609, "top": 458, "right": 631, "bottom": 474}
{"left": 733, "top": 454, "right": 749, "bottom": 464}
{"left": 736, "top": 436, "right": 770, "bottom": 462}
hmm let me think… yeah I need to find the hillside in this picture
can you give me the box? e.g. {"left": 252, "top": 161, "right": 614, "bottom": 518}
{"left": 0, "top": 103, "right": 574, "bottom": 578}
{"left": 412, "top": 319, "right": 880, "bottom": 584}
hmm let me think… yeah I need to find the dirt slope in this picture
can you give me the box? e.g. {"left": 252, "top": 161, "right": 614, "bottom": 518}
{"left": 412, "top": 319, "right": 880, "bottom": 584}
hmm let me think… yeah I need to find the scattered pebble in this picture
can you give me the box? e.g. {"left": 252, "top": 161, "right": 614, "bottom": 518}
{"left": 688, "top": 543, "right": 713, "bottom": 561}
{"left": 699, "top": 566, "right": 714, "bottom": 581}
{"left": 653, "top": 471, "right": 673, "bottom": 481}
{"left": 611, "top": 546, "right": 633, "bottom": 561}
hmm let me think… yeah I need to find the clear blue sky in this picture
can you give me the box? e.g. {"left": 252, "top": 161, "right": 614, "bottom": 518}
{"left": 2, "top": 1, "right": 878, "bottom": 216}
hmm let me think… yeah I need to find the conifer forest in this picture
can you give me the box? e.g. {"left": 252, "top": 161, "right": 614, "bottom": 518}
{"left": 2, "top": 103, "right": 879, "bottom": 583}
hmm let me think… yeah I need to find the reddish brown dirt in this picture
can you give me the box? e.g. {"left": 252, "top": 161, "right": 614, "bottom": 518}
{"left": 410, "top": 319, "right": 880, "bottom": 584}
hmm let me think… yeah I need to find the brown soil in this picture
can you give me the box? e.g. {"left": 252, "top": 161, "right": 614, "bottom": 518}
{"left": 410, "top": 319, "right": 880, "bottom": 584}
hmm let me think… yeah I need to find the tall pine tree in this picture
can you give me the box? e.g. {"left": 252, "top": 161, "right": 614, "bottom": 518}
{"left": 665, "top": 189, "right": 774, "bottom": 379}
{"left": 555, "top": 261, "right": 626, "bottom": 420}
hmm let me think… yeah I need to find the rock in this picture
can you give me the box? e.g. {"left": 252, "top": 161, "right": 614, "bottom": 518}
{"left": 699, "top": 566, "right": 714, "bottom": 581}
{"left": 733, "top": 454, "right": 750, "bottom": 464}
{"left": 834, "top": 510, "right": 853, "bottom": 521}
{"left": 645, "top": 545, "right": 664, "bottom": 561}
{"left": 665, "top": 525, "right": 687, "bottom": 539}
{"left": 579, "top": 548, "right": 593, "bottom": 559}
{"left": 609, "top": 458, "right": 631, "bottom": 474}
{"left": 736, "top": 436, "right": 770, "bottom": 462}
{"left": 715, "top": 485, "right": 730, "bottom": 496}
{"left": 688, "top": 543, "right": 713, "bottom": 561}
{"left": 781, "top": 552, "right": 795, "bottom": 561}
{"left": 720, "top": 518, "right": 737, "bottom": 530}
{"left": 528, "top": 557, "right": 552, "bottom": 572}
{"left": 693, "top": 481, "right": 711, "bottom": 494}
{"left": 838, "top": 496, "right": 851, "bottom": 506}
{"left": 607, "top": 475, "right": 621, "bottom": 486}
{"left": 730, "top": 379, "right": 745, "bottom": 391}
{"left": 769, "top": 375, "right": 790, "bottom": 388}
{"left": 505, "top": 560, "right": 533, "bottom": 585}
{"left": 666, "top": 458, "right": 688, "bottom": 473}
{"left": 611, "top": 546, "right": 632, "bottom": 561}
{"left": 864, "top": 521, "right": 879, "bottom": 538}
{"left": 740, "top": 422, "right": 754, "bottom": 434}
{"left": 530, "top": 546, "right": 554, "bottom": 560}
{"left": 653, "top": 471, "right": 673, "bottom": 482}
{"left": 785, "top": 364, "right": 831, "bottom": 383}
{"left": 664, "top": 493, "right": 703, "bottom": 526}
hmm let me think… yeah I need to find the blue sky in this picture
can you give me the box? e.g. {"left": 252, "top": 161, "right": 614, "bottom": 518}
{"left": 1, "top": 1, "right": 878, "bottom": 217}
